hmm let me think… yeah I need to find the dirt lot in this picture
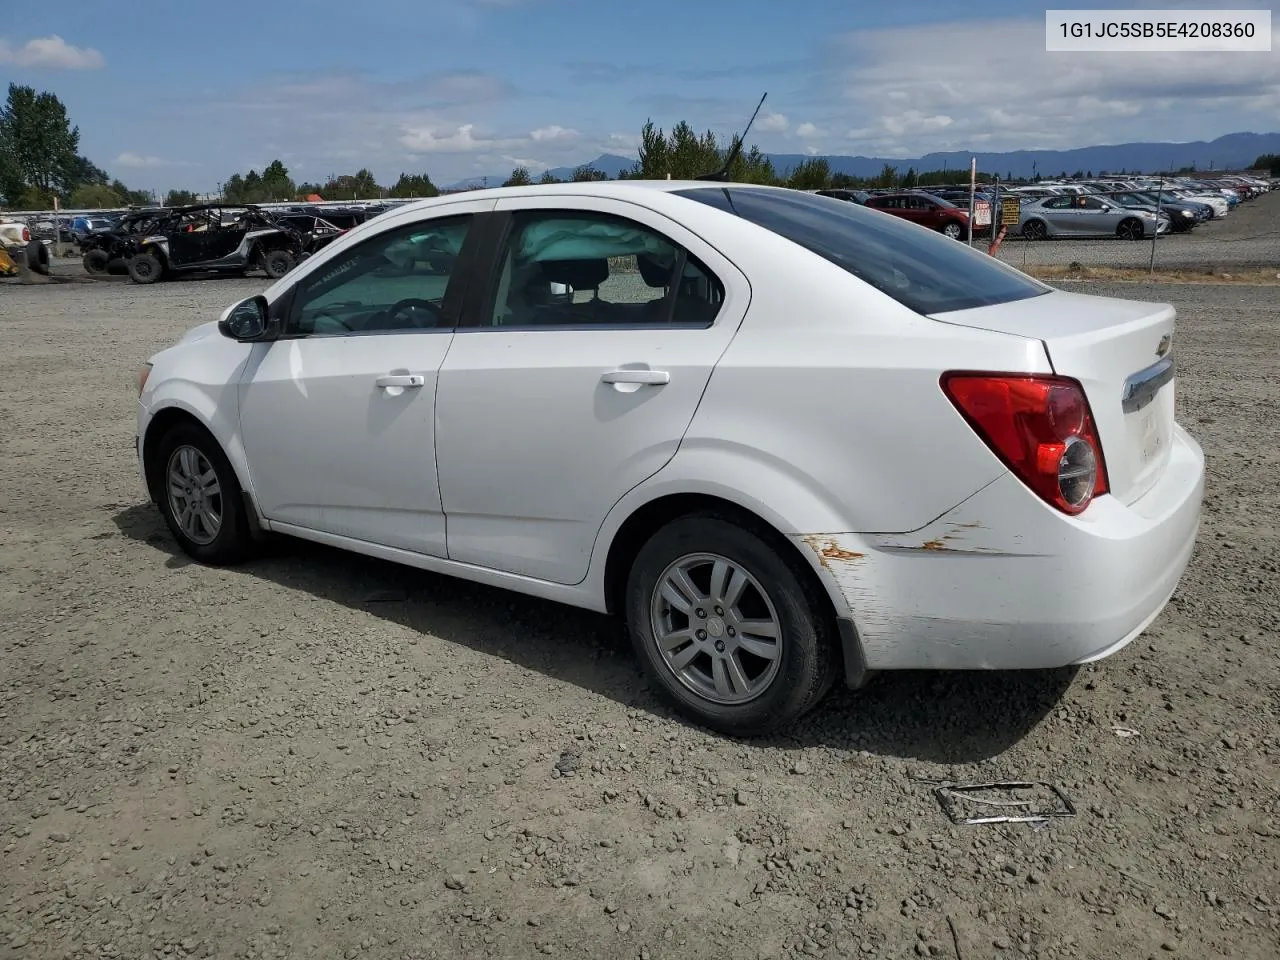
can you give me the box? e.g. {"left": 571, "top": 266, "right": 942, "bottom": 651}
{"left": 1, "top": 274, "right": 1278, "bottom": 960}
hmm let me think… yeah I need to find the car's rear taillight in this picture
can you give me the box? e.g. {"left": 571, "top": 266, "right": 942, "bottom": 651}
{"left": 21, "top": 227, "right": 30, "bottom": 242}
{"left": 941, "top": 372, "right": 1109, "bottom": 515}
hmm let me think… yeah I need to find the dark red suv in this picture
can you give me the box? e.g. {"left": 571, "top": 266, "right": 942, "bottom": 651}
{"left": 863, "top": 192, "right": 969, "bottom": 240}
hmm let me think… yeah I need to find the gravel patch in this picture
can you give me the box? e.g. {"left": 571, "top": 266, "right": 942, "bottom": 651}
{"left": 1, "top": 277, "right": 1277, "bottom": 959}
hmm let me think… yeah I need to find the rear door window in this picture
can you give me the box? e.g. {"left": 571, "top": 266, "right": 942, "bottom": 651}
{"left": 675, "top": 186, "right": 1049, "bottom": 315}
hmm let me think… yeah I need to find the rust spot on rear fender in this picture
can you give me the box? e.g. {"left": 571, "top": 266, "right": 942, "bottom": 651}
{"left": 920, "top": 538, "right": 949, "bottom": 551}
{"left": 802, "top": 536, "right": 865, "bottom": 568}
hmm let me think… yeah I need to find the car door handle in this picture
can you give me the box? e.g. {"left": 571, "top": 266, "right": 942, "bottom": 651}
{"left": 375, "top": 374, "right": 425, "bottom": 388}
{"left": 600, "top": 369, "right": 670, "bottom": 386}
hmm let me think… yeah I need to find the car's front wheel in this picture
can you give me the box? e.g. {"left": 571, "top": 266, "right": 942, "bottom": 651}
{"left": 625, "top": 514, "right": 837, "bottom": 736}
{"left": 128, "top": 252, "right": 164, "bottom": 284}
{"left": 941, "top": 221, "right": 964, "bottom": 240}
{"left": 152, "top": 422, "right": 254, "bottom": 565}
{"left": 82, "top": 249, "right": 110, "bottom": 276}
{"left": 262, "top": 249, "right": 296, "bottom": 279}
{"left": 1116, "top": 218, "right": 1145, "bottom": 241}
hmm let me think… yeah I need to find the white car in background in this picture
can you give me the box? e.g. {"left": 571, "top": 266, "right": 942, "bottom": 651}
{"left": 134, "top": 182, "right": 1205, "bottom": 736}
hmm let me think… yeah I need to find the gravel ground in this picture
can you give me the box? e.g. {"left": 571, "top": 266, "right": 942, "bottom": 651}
{"left": 994, "top": 190, "right": 1280, "bottom": 271}
{"left": 1, "top": 274, "right": 1278, "bottom": 960}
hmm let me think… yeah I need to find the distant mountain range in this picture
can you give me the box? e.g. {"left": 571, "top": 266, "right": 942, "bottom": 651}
{"left": 444, "top": 131, "right": 1280, "bottom": 189}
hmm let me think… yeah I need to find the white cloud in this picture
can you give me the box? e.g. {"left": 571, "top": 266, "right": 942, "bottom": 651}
{"left": 833, "top": 17, "right": 1280, "bottom": 154}
{"left": 0, "top": 35, "right": 104, "bottom": 69}
{"left": 530, "top": 124, "right": 579, "bottom": 141}
{"left": 795, "top": 122, "right": 824, "bottom": 138}
{"left": 115, "top": 152, "right": 170, "bottom": 168}
{"left": 400, "top": 123, "right": 523, "bottom": 153}
{"left": 755, "top": 111, "right": 789, "bottom": 133}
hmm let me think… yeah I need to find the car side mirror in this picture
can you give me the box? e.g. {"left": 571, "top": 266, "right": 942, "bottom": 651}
{"left": 218, "top": 295, "right": 271, "bottom": 341}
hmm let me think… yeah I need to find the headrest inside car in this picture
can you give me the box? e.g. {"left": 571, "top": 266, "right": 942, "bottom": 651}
{"left": 636, "top": 253, "right": 674, "bottom": 288}
{"left": 540, "top": 258, "right": 608, "bottom": 290}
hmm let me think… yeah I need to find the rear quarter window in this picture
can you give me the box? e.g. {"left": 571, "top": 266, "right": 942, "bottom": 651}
{"left": 676, "top": 186, "right": 1050, "bottom": 315}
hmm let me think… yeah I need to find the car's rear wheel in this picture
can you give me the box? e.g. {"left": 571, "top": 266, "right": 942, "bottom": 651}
{"left": 1022, "top": 219, "right": 1047, "bottom": 240}
{"left": 941, "top": 221, "right": 964, "bottom": 240}
{"left": 152, "top": 422, "right": 254, "bottom": 565}
{"left": 262, "top": 249, "right": 295, "bottom": 279}
{"left": 625, "top": 514, "right": 837, "bottom": 736}
{"left": 1116, "top": 218, "right": 1144, "bottom": 241}
{"left": 128, "top": 252, "right": 164, "bottom": 284}
{"left": 82, "top": 249, "right": 110, "bottom": 276}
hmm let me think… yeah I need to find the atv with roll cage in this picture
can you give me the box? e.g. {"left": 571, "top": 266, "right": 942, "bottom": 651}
{"left": 121, "top": 204, "right": 306, "bottom": 284}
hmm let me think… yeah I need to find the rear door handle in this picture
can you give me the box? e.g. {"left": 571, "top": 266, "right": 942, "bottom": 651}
{"left": 375, "top": 374, "right": 425, "bottom": 388}
{"left": 600, "top": 369, "right": 670, "bottom": 386}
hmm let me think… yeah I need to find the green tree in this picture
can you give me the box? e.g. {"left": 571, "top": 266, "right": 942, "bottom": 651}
{"left": 1252, "top": 153, "right": 1280, "bottom": 176}
{"left": 731, "top": 145, "right": 779, "bottom": 185}
{"left": 786, "top": 157, "right": 831, "bottom": 191}
{"left": 388, "top": 172, "right": 439, "bottom": 198}
{"left": 259, "top": 160, "right": 294, "bottom": 201}
{"left": 110, "top": 179, "right": 153, "bottom": 206}
{"left": 67, "top": 183, "right": 122, "bottom": 208}
{"left": 571, "top": 164, "right": 607, "bottom": 182}
{"left": 0, "top": 83, "right": 82, "bottom": 197}
{"left": 323, "top": 168, "right": 381, "bottom": 200}
{"left": 165, "top": 189, "right": 199, "bottom": 206}
{"left": 537, "top": 170, "right": 560, "bottom": 184}
{"left": 874, "top": 163, "right": 898, "bottom": 188}
{"left": 502, "top": 166, "right": 533, "bottom": 187}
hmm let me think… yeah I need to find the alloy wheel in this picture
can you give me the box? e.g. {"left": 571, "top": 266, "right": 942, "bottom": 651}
{"left": 650, "top": 552, "right": 782, "bottom": 705}
{"left": 166, "top": 444, "right": 223, "bottom": 546}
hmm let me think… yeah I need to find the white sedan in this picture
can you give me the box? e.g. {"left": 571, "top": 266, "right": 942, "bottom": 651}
{"left": 134, "top": 181, "right": 1205, "bottom": 736}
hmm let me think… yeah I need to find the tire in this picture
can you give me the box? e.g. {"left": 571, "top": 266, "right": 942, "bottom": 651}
{"left": 941, "top": 221, "right": 964, "bottom": 240}
{"left": 128, "top": 252, "right": 164, "bottom": 284}
{"left": 1116, "top": 218, "right": 1144, "bottom": 241}
{"left": 83, "top": 248, "right": 110, "bottom": 277}
{"left": 26, "top": 239, "right": 50, "bottom": 275}
{"left": 1022, "top": 219, "right": 1047, "bottom": 241}
{"left": 151, "top": 421, "right": 254, "bottom": 565}
{"left": 624, "top": 514, "right": 838, "bottom": 737}
{"left": 262, "top": 249, "right": 295, "bottom": 279}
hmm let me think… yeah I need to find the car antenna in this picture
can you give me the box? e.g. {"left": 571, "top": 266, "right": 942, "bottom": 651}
{"left": 695, "top": 92, "right": 767, "bottom": 182}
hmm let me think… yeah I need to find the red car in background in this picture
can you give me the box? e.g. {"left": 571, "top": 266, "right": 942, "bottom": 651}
{"left": 863, "top": 192, "right": 970, "bottom": 240}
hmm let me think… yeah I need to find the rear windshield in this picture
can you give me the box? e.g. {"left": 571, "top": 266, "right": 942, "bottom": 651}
{"left": 674, "top": 186, "right": 1049, "bottom": 315}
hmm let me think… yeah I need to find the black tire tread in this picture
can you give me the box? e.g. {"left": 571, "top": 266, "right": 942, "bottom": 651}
{"left": 153, "top": 421, "right": 254, "bottom": 566}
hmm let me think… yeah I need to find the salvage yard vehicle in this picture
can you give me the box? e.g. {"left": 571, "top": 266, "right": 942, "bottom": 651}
{"left": 1018, "top": 194, "right": 1169, "bottom": 240}
{"left": 124, "top": 204, "right": 305, "bottom": 284}
{"left": 0, "top": 216, "right": 50, "bottom": 276}
{"left": 863, "top": 191, "right": 971, "bottom": 239}
{"left": 81, "top": 208, "right": 171, "bottom": 276}
{"left": 133, "top": 182, "right": 1205, "bottom": 737}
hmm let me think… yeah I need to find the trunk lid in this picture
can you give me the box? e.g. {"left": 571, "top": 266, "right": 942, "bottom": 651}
{"left": 931, "top": 288, "right": 1176, "bottom": 505}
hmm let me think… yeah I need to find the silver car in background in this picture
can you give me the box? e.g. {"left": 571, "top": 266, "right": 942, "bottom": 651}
{"left": 1018, "top": 194, "right": 1169, "bottom": 241}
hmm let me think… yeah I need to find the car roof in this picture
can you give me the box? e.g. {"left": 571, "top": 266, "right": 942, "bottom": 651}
{"left": 388, "top": 179, "right": 799, "bottom": 218}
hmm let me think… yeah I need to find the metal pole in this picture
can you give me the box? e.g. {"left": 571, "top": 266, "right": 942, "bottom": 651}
{"left": 1149, "top": 175, "right": 1164, "bottom": 275}
{"left": 992, "top": 175, "right": 1000, "bottom": 247}
{"left": 967, "top": 157, "right": 976, "bottom": 246}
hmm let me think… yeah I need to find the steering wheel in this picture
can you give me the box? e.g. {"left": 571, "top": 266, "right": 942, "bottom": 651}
{"left": 386, "top": 297, "right": 442, "bottom": 329}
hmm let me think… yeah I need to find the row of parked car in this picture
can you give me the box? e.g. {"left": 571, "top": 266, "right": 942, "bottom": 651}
{"left": 814, "top": 173, "right": 1272, "bottom": 241}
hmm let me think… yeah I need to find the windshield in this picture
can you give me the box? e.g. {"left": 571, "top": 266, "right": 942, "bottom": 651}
{"left": 674, "top": 186, "right": 1049, "bottom": 315}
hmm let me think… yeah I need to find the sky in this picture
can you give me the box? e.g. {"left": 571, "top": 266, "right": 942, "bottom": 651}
{"left": 2, "top": 0, "right": 1277, "bottom": 192}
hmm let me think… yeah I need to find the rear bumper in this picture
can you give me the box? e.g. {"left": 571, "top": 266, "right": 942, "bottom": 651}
{"left": 797, "top": 422, "right": 1205, "bottom": 672}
